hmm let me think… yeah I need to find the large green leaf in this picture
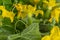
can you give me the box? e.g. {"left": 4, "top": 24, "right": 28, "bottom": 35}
{"left": 8, "top": 33, "right": 21, "bottom": 40}
{"left": 20, "top": 23, "right": 41, "bottom": 40}
{"left": 0, "top": 28, "right": 9, "bottom": 40}
{"left": 8, "top": 23, "right": 41, "bottom": 40}
{"left": 1, "top": 18, "right": 16, "bottom": 34}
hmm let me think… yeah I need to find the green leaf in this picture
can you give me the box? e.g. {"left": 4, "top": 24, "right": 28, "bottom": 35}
{"left": 51, "top": 18, "right": 56, "bottom": 26}
{"left": 21, "top": 23, "right": 41, "bottom": 40}
{"left": 2, "top": 25, "right": 15, "bottom": 34}
{"left": 0, "top": 0, "right": 3, "bottom": 5}
{"left": 0, "top": 34, "right": 8, "bottom": 40}
{"left": 44, "top": 9, "right": 51, "bottom": 19}
{"left": 8, "top": 23, "right": 41, "bottom": 40}
{"left": 23, "top": 17, "right": 40, "bottom": 26}
{"left": 5, "top": 4, "right": 13, "bottom": 11}
{"left": 0, "top": 28, "right": 9, "bottom": 40}
{"left": 2, "top": 17, "right": 11, "bottom": 25}
{"left": 15, "top": 20, "right": 26, "bottom": 32}
{"left": 2, "top": 18, "right": 15, "bottom": 34}
{"left": 22, "top": 17, "right": 33, "bottom": 26}
{"left": 3, "top": 0, "right": 12, "bottom": 4}
{"left": 8, "top": 33, "right": 21, "bottom": 40}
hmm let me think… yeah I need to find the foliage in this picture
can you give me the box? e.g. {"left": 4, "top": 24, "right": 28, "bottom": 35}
{"left": 0, "top": 0, "right": 60, "bottom": 40}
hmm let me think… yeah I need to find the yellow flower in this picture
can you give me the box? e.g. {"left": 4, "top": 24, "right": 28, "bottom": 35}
{"left": 2, "top": 11, "right": 15, "bottom": 22}
{"left": 15, "top": 4, "right": 36, "bottom": 18}
{"left": 0, "top": 6, "right": 5, "bottom": 10}
{"left": 41, "top": 26, "right": 60, "bottom": 40}
{"left": 0, "top": 6, "right": 15, "bottom": 22}
{"left": 48, "top": 0, "right": 56, "bottom": 8}
{"left": 17, "top": 11, "right": 27, "bottom": 19}
{"left": 27, "top": 5, "right": 36, "bottom": 17}
{"left": 43, "top": 0, "right": 56, "bottom": 9}
{"left": 27, "top": 5, "right": 36, "bottom": 13}
{"left": 7, "top": 12, "right": 15, "bottom": 22}
{"left": 50, "top": 26, "right": 60, "bottom": 37}
{"left": 50, "top": 26, "right": 60, "bottom": 40}
{"left": 14, "top": 4, "right": 27, "bottom": 19}
{"left": 41, "top": 35, "right": 50, "bottom": 40}
{"left": 49, "top": 8, "right": 60, "bottom": 23}
{"left": 14, "top": 4, "right": 23, "bottom": 11}
{"left": 34, "top": 10, "right": 44, "bottom": 17}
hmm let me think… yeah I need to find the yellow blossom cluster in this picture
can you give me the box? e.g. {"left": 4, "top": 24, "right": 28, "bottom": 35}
{"left": 42, "top": 26, "right": 60, "bottom": 40}
{"left": 0, "top": 6, "right": 15, "bottom": 22}
{"left": 14, "top": 4, "right": 44, "bottom": 19}
{"left": 42, "top": 0, "right": 60, "bottom": 23}
{"left": 49, "top": 8, "right": 60, "bottom": 23}
{"left": 43, "top": 0, "right": 56, "bottom": 9}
